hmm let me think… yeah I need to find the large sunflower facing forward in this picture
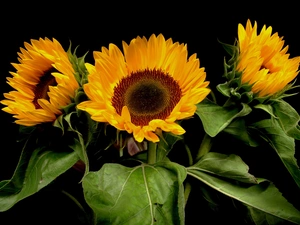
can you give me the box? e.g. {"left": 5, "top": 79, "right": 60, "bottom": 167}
{"left": 1, "top": 38, "right": 79, "bottom": 126}
{"left": 77, "top": 34, "right": 210, "bottom": 143}
{"left": 237, "top": 19, "right": 300, "bottom": 97}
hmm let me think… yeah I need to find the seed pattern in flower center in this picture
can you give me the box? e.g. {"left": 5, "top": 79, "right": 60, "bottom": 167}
{"left": 112, "top": 69, "right": 182, "bottom": 126}
{"left": 33, "top": 68, "right": 57, "bottom": 109}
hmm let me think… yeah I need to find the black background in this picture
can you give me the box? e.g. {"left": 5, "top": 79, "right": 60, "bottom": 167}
{"left": 0, "top": 2, "right": 300, "bottom": 224}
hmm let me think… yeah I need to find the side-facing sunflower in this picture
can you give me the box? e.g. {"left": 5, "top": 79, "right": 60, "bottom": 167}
{"left": 77, "top": 34, "right": 210, "bottom": 143}
{"left": 237, "top": 19, "right": 300, "bottom": 98}
{"left": 1, "top": 38, "right": 79, "bottom": 126}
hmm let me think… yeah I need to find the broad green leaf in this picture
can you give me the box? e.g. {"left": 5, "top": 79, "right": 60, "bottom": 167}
{"left": 82, "top": 161, "right": 187, "bottom": 225}
{"left": 196, "top": 98, "right": 252, "bottom": 137}
{"left": 223, "top": 118, "right": 259, "bottom": 147}
{"left": 187, "top": 169, "right": 300, "bottom": 224}
{"left": 190, "top": 152, "right": 258, "bottom": 184}
{"left": 0, "top": 147, "right": 79, "bottom": 212}
{"left": 252, "top": 119, "right": 300, "bottom": 189}
{"left": 272, "top": 100, "right": 300, "bottom": 140}
{"left": 246, "top": 205, "right": 288, "bottom": 225}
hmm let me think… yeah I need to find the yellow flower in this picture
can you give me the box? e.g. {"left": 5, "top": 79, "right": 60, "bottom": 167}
{"left": 237, "top": 19, "right": 300, "bottom": 97}
{"left": 1, "top": 38, "right": 79, "bottom": 126}
{"left": 77, "top": 34, "right": 210, "bottom": 143}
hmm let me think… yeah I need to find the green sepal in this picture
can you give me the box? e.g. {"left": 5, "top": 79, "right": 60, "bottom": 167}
{"left": 218, "top": 39, "right": 239, "bottom": 64}
{"left": 67, "top": 42, "right": 89, "bottom": 86}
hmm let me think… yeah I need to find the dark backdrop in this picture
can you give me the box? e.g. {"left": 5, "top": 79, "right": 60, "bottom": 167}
{"left": 0, "top": 2, "right": 299, "bottom": 224}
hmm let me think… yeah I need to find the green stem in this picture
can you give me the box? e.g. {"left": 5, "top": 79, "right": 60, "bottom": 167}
{"left": 183, "top": 144, "right": 194, "bottom": 207}
{"left": 195, "top": 133, "right": 213, "bottom": 162}
{"left": 184, "top": 181, "right": 192, "bottom": 207}
{"left": 184, "top": 135, "right": 213, "bottom": 207}
{"left": 147, "top": 141, "right": 157, "bottom": 164}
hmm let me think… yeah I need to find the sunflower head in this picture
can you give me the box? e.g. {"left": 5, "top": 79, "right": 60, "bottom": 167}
{"left": 238, "top": 19, "right": 300, "bottom": 98}
{"left": 1, "top": 38, "right": 80, "bottom": 126}
{"left": 77, "top": 34, "right": 210, "bottom": 143}
{"left": 218, "top": 19, "right": 300, "bottom": 103}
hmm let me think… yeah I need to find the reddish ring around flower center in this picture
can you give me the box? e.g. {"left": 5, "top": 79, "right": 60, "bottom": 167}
{"left": 112, "top": 69, "right": 182, "bottom": 126}
{"left": 33, "top": 68, "right": 57, "bottom": 109}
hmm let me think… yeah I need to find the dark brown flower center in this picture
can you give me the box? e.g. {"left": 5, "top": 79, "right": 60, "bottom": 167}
{"left": 112, "top": 69, "right": 182, "bottom": 126}
{"left": 33, "top": 68, "right": 57, "bottom": 109}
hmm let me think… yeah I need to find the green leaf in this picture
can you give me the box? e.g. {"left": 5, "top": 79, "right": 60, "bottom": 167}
{"left": 272, "top": 100, "right": 300, "bottom": 140}
{"left": 186, "top": 169, "right": 300, "bottom": 224}
{"left": 82, "top": 161, "right": 187, "bottom": 225}
{"left": 252, "top": 119, "right": 300, "bottom": 189}
{"left": 196, "top": 98, "right": 252, "bottom": 137}
{"left": 246, "top": 205, "right": 289, "bottom": 225}
{"left": 69, "top": 136, "right": 89, "bottom": 178}
{"left": 254, "top": 103, "right": 277, "bottom": 118}
{"left": 223, "top": 118, "right": 259, "bottom": 147}
{"left": 0, "top": 147, "right": 79, "bottom": 212}
{"left": 190, "top": 152, "right": 258, "bottom": 184}
{"left": 64, "top": 112, "right": 89, "bottom": 176}
{"left": 156, "top": 132, "right": 183, "bottom": 162}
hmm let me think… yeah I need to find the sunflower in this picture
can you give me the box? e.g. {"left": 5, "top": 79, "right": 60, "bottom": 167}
{"left": 237, "top": 19, "right": 300, "bottom": 97}
{"left": 1, "top": 38, "right": 79, "bottom": 126}
{"left": 77, "top": 34, "right": 210, "bottom": 143}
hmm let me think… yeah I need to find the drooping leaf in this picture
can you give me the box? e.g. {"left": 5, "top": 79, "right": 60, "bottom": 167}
{"left": 223, "top": 118, "right": 259, "bottom": 147}
{"left": 190, "top": 152, "right": 258, "bottom": 184}
{"left": 271, "top": 99, "right": 300, "bottom": 140}
{"left": 196, "top": 98, "right": 252, "bottom": 137}
{"left": 82, "top": 161, "right": 187, "bottom": 225}
{"left": 186, "top": 169, "right": 300, "bottom": 224}
{"left": 254, "top": 103, "right": 277, "bottom": 118}
{"left": 246, "top": 205, "right": 289, "bottom": 225}
{"left": 0, "top": 147, "right": 79, "bottom": 212}
{"left": 251, "top": 119, "right": 300, "bottom": 189}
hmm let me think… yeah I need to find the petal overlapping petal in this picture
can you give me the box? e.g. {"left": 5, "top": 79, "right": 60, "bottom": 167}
{"left": 1, "top": 38, "right": 79, "bottom": 126}
{"left": 77, "top": 34, "right": 210, "bottom": 142}
{"left": 237, "top": 19, "right": 300, "bottom": 97}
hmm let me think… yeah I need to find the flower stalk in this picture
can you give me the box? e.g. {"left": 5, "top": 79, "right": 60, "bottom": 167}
{"left": 147, "top": 141, "right": 157, "bottom": 164}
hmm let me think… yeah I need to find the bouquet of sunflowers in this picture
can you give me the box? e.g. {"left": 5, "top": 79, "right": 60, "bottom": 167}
{"left": 0, "top": 19, "right": 300, "bottom": 224}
